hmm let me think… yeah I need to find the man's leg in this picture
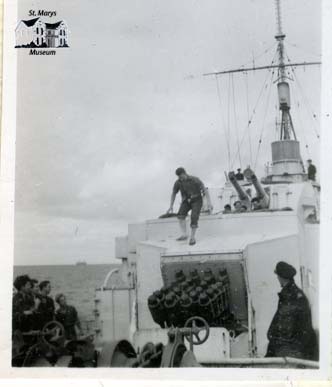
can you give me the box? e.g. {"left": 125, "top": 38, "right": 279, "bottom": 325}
{"left": 189, "top": 226, "right": 197, "bottom": 244}
{"left": 177, "top": 201, "right": 190, "bottom": 240}
{"left": 177, "top": 218, "right": 187, "bottom": 240}
{"left": 189, "top": 199, "right": 202, "bottom": 245}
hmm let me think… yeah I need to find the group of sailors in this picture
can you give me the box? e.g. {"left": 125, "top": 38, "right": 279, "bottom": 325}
{"left": 235, "top": 161, "right": 317, "bottom": 182}
{"left": 166, "top": 162, "right": 317, "bottom": 245}
{"left": 12, "top": 274, "right": 82, "bottom": 340}
{"left": 223, "top": 197, "right": 263, "bottom": 214}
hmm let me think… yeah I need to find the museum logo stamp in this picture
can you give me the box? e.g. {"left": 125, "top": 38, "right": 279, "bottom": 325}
{"left": 15, "top": 10, "right": 69, "bottom": 55}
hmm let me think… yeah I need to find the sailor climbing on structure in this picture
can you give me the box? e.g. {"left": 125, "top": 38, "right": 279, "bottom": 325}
{"left": 167, "top": 167, "right": 213, "bottom": 246}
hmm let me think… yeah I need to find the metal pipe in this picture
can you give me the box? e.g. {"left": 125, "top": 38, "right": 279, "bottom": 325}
{"left": 251, "top": 174, "right": 270, "bottom": 207}
{"left": 205, "top": 357, "right": 318, "bottom": 368}
{"left": 244, "top": 168, "right": 270, "bottom": 207}
{"left": 101, "top": 268, "right": 119, "bottom": 291}
{"left": 228, "top": 171, "right": 251, "bottom": 205}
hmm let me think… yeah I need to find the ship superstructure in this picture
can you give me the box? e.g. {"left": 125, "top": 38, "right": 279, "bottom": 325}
{"left": 92, "top": 0, "right": 320, "bottom": 368}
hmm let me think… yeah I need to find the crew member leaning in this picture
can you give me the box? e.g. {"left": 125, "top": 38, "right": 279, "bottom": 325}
{"left": 167, "top": 167, "right": 213, "bottom": 245}
{"left": 266, "top": 261, "right": 317, "bottom": 360}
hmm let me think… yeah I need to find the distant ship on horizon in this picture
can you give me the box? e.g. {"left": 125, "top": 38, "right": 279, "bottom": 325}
{"left": 75, "top": 260, "right": 87, "bottom": 267}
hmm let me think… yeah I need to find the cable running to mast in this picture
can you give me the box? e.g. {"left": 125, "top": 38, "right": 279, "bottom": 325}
{"left": 231, "top": 74, "right": 242, "bottom": 168}
{"left": 254, "top": 67, "right": 276, "bottom": 169}
{"left": 215, "top": 75, "right": 231, "bottom": 171}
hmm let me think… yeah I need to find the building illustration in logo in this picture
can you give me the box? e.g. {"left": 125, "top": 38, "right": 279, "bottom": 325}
{"left": 15, "top": 17, "right": 69, "bottom": 48}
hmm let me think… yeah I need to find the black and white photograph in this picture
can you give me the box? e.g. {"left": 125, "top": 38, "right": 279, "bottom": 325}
{"left": 1, "top": 0, "right": 331, "bottom": 380}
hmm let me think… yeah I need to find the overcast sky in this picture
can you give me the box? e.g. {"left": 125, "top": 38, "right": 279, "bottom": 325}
{"left": 15, "top": 0, "right": 321, "bottom": 265}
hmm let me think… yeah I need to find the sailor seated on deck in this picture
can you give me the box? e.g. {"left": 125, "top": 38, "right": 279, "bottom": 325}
{"left": 233, "top": 200, "right": 242, "bottom": 213}
{"left": 251, "top": 197, "right": 263, "bottom": 211}
{"left": 223, "top": 204, "right": 232, "bottom": 213}
{"left": 240, "top": 204, "right": 248, "bottom": 212}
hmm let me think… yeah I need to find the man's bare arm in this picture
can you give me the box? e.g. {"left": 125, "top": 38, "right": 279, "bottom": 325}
{"left": 167, "top": 192, "right": 176, "bottom": 213}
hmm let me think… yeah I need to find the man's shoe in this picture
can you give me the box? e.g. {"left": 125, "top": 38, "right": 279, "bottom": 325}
{"left": 189, "top": 238, "right": 196, "bottom": 246}
{"left": 176, "top": 235, "right": 188, "bottom": 241}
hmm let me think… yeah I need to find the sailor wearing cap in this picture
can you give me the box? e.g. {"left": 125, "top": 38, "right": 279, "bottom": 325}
{"left": 266, "top": 261, "right": 317, "bottom": 360}
{"left": 235, "top": 168, "right": 244, "bottom": 181}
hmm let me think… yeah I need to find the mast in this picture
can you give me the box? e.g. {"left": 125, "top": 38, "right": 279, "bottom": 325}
{"left": 274, "top": 0, "right": 294, "bottom": 141}
{"left": 275, "top": 0, "right": 286, "bottom": 81}
{"left": 203, "top": 0, "right": 320, "bottom": 181}
{"left": 270, "top": 0, "right": 304, "bottom": 180}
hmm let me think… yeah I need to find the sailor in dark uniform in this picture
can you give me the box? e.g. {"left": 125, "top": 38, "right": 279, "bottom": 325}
{"left": 12, "top": 275, "right": 35, "bottom": 332}
{"left": 307, "top": 159, "right": 317, "bottom": 181}
{"left": 55, "top": 293, "right": 83, "bottom": 340}
{"left": 235, "top": 168, "right": 244, "bottom": 180}
{"left": 36, "top": 280, "right": 55, "bottom": 329}
{"left": 266, "top": 261, "right": 317, "bottom": 360}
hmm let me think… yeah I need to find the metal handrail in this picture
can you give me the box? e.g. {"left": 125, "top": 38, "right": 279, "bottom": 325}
{"left": 101, "top": 268, "right": 119, "bottom": 291}
{"left": 203, "top": 357, "right": 318, "bottom": 368}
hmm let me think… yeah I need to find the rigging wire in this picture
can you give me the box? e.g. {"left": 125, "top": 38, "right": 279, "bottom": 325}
{"left": 285, "top": 53, "right": 320, "bottom": 139}
{"left": 253, "top": 66, "right": 276, "bottom": 169}
{"left": 227, "top": 73, "right": 232, "bottom": 169}
{"left": 229, "top": 50, "right": 278, "bottom": 170}
{"left": 291, "top": 84, "right": 311, "bottom": 158}
{"left": 285, "top": 40, "right": 322, "bottom": 60}
{"left": 231, "top": 74, "right": 242, "bottom": 168}
{"left": 237, "top": 42, "right": 278, "bottom": 69}
{"left": 244, "top": 72, "right": 253, "bottom": 165}
{"left": 215, "top": 75, "right": 231, "bottom": 171}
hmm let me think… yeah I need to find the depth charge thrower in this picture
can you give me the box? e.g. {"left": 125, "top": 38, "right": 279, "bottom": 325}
{"left": 228, "top": 168, "right": 270, "bottom": 209}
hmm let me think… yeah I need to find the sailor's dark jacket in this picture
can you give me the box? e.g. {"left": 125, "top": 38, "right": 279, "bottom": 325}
{"left": 266, "top": 280, "right": 317, "bottom": 360}
{"left": 12, "top": 292, "right": 35, "bottom": 332}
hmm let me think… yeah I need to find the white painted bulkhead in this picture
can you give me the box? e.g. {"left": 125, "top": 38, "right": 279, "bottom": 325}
{"left": 96, "top": 180, "right": 319, "bottom": 363}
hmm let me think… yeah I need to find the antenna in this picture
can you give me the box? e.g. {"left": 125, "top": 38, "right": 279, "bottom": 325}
{"left": 274, "top": 0, "right": 283, "bottom": 37}
{"left": 274, "top": 0, "right": 294, "bottom": 139}
{"left": 201, "top": 0, "right": 320, "bottom": 179}
{"left": 274, "top": 0, "right": 286, "bottom": 83}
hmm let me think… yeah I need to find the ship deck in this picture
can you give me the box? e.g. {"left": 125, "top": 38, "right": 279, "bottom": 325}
{"left": 139, "top": 231, "right": 297, "bottom": 256}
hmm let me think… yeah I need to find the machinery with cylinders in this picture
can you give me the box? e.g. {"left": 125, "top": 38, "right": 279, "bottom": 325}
{"left": 13, "top": 0, "right": 320, "bottom": 369}
{"left": 88, "top": 0, "right": 319, "bottom": 368}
